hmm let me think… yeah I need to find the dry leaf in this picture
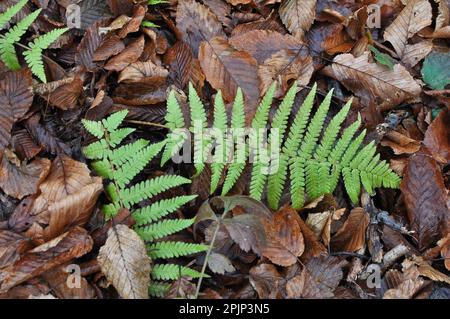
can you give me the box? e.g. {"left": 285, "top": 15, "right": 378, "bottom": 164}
{"left": 383, "top": 0, "right": 432, "bottom": 60}
{"left": 93, "top": 35, "right": 125, "bottom": 61}
{"left": 97, "top": 225, "right": 151, "bottom": 299}
{"left": 330, "top": 208, "right": 369, "bottom": 253}
{"left": 118, "top": 61, "right": 168, "bottom": 83}
{"left": 249, "top": 263, "right": 283, "bottom": 299}
{"left": 401, "top": 41, "right": 433, "bottom": 68}
{"left": 48, "top": 76, "right": 84, "bottom": 110}
{"left": 0, "top": 227, "right": 93, "bottom": 294}
{"left": 380, "top": 130, "right": 421, "bottom": 155}
{"left": 331, "top": 52, "right": 421, "bottom": 111}
{"left": 0, "top": 70, "right": 33, "bottom": 148}
{"left": 262, "top": 206, "right": 304, "bottom": 267}
{"left": 117, "top": 5, "right": 146, "bottom": 39}
{"left": 279, "top": 0, "right": 316, "bottom": 39}
{"left": 0, "top": 150, "right": 50, "bottom": 199}
{"left": 423, "top": 108, "right": 450, "bottom": 164}
{"left": 401, "top": 149, "right": 449, "bottom": 250}
{"left": 199, "top": 37, "right": 260, "bottom": 122}
{"left": 0, "top": 230, "right": 31, "bottom": 269}
{"left": 105, "top": 36, "right": 145, "bottom": 72}
{"left": 383, "top": 278, "right": 424, "bottom": 299}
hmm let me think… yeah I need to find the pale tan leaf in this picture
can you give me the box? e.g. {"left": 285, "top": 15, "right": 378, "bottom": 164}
{"left": 97, "top": 225, "right": 151, "bottom": 299}
{"left": 383, "top": 0, "right": 432, "bottom": 59}
{"left": 330, "top": 207, "right": 369, "bottom": 253}
{"left": 118, "top": 61, "right": 168, "bottom": 83}
{"left": 383, "top": 278, "right": 424, "bottom": 299}
{"left": 306, "top": 211, "right": 332, "bottom": 238}
{"left": 331, "top": 52, "right": 421, "bottom": 111}
{"left": 279, "top": 0, "right": 316, "bottom": 39}
{"left": 402, "top": 41, "right": 433, "bottom": 68}
{"left": 435, "top": 0, "right": 449, "bottom": 31}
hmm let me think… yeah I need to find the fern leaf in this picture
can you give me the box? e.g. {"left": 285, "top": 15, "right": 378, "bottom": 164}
{"left": 151, "top": 264, "right": 206, "bottom": 280}
{"left": 290, "top": 158, "right": 305, "bottom": 209}
{"left": 109, "top": 128, "right": 135, "bottom": 147}
{"left": 101, "top": 110, "right": 128, "bottom": 132}
{"left": 82, "top": 139, "right": 109, "bottom": 160}
{"left": 120, "top": 175, "right": 191, "bottom": 207}
{"left": 113, "top": 141, "right": 166, "bottom": 188}
{"left": 136, "top": 218, "right": 195, "bottom": 241}
{"left": 147, "top": 241, "right": 208, "bottom": 259}
{"left": 110, "top": 139, "right": 150, "bottom": 166}
{"left": 0, "top": 0, "right": 28, "bottom": 30}
{"left": 189, "top": 83, "right": 208, "bottom": 175}
{"left": 148, "top": 282, "right": 170, "bottom": 298}
{"left": 210, "top": 91, "right": 227, "bottom": 194}
{"left": 82, "top": 119, "right": 105, "bottom": 139}
{"left": 133, "top": 195, "right": 197, "bottom": 226}
{"left": 24, "top": 27, "right": 68, "bottom": 82}
{"left": 0, "top": 41, "right": 20, "bottom": 70}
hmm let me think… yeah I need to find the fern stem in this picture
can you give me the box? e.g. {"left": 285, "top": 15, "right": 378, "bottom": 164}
{"left": 0, "top": 33, "right": 56, "bottom": 64}
{"left": 124, "top": 119, "right": 169, "bottom": 129}
{"left": 194, "top": 209, "right": 230, "bottom": 299}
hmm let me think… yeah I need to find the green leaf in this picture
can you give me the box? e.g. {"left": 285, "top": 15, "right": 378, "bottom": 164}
{"left": 369, "top": 45, "right": 395, "bottom": 70}
{"left": 421, "top": 51, "right": 450, "bottom": 90}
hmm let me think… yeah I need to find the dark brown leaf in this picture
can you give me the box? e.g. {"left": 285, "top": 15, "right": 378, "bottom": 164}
{"left": 423, "top": 108, "right": 450, "bottom": 164}
{"left": 0, "top": 230, "right": 31, "bottom": 269}
{"left": 93, "top": 35, "right": 125, "bottom": 61}
{"left": 249, "top": 263, "right": 283, "bottom": 299}
{"left": 330, "top": 207, "right": 369, "bottom": 253}
{"left": 105, "top": 36, "right": 145, "bottom": 72}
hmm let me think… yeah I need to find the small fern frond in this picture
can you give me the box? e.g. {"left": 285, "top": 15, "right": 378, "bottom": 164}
{"left": 82, "top": 119, "right": 105, "bottom": 139}
{"left": 189, "top": 83, "right": 208, "bottom": 175}
{"left": 82, "top": 139, "right": 109, "bottom": 160}
{"left": 24, "top": 27, "right": 68, "bottom": 82}
{"left": 0, "top": 0, "right": 28, "bottom": 30}
{"left": 109, "top": 139, "right": 150, "bottom": 166}
{"left": 120, "top": 175, "right": 191, "bottom": 207}
{"left": 151, "top": 264, "right": 206, "bottom": 281}
{"left": 4, "top": 9, "right": 41, "bottom": 44}
{"left": 133, "top": 195, "right": 197, "bottom": 226}
{"left": 148, "top": 241, "right": 208, "bottom": 259}
{"left": 101, "top": 110, "right": 128, "bottom": 132}
{"left": 210, "top": 91, "right": 228, "bottom": 194}
{"left": 0, "top": 42, "right": 20, "bottom": 70}
{"left": 136, "top": 218, "right": 195, "bottom": 241}
{"left": 149, "top": 282, "right": 171, "bottom": 298}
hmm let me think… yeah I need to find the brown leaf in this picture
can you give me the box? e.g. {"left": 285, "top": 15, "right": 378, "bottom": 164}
{"left": 199, "top": 37, "right": 260, "bottom": 122}
{"left": 296, "top": 214, "right": 327, "bottom": 261}
{"left": 11, "top": 129, "right": 42, "bottom": 160}
{"left": 262, "top": 206, "right": 304, "bottom": 267}
{"left": 118, "top": 61, "right": 168, "bottom": 83}
{"left": 8, "top": 156, "right": 103, "bottom": 241}
{"left": 176, "top": 0, "right": 225, "bottom": 56}
{"left": 164, "top": 41, "right": 205, "bottom": 90}
{"left": 286, "top": 255, "right": 346, "bottom": 298}
{"left": 97, "top": 225, "right": 151, "bottom": 299}
{"left": 258, "top": 49, "right": 314, "bottom": 98}
{"left": 279, "top": 0, "right": 316, "bottom": 39}
{"left": 400, "top": 149, "right": 449, "bottom": 250}
{"left": 222, "top": 214, "right": 267, "bottom": 255}
{"left": 423, "top": 108, "right": 450, "bottom": 164}
{"left": 0, "top": 230, "right": 31, "bottom": 269}
{"left": 0, "top": 227, "right": 93, "bottom": 294}
{"left": 380, "top": 130, "right": 421, "bottom": 155}
{"left": 75, "top": 20, "right": 108, "bottom": 72}
{"left": 105, "top": 36, "right": 145, "bottom": 72}
{"left": 47, "top": 76, "right": 84, "bottom": 110}
{"left": 383, "top": 0, "right": 432, "bottom": 60}
{"left": 77, "top": 0, "right": 112, "bottom": 30}
{"left": 383, "top": 278, "right": 424, "bottom": 299}
{"left": 0, "top": 70, "right": 33, "bottom": 148}
{"left": 331, "top": 52, "right": 421, "bottom": 111}
{"left": 412, "top": 256, "right": 450, "bottom": 284}
{"left": 401, "top": 41, "right": 433, "bottom": 68}
{"left": 330, "top": 207, "right": 369, "bottom": 253}
{"left": 93, "top": 35, "right": 125, "bottom": 61}
{"left": 117, "top": 5, "right": 146, "bottom": 39}
{"left": 0, "top": 150, "right": 50, "bottom": 200}
{"left": 249, "top": 263, "right": 283, "bottom": 299}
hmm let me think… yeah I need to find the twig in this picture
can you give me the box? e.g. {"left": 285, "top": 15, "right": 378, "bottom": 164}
{"left": 124, "top": 119, "right": 168, "bottom": 129}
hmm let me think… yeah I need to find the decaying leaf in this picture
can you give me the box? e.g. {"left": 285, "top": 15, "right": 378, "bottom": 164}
{"left": 330, "top": 208, "right": 369, "bottom": 253}
{"left": 262, "top": 206, "right": 304, "bottom": 267}
{"left": 97, "top": 225, "right": 151, "bottom": 299}
{"left": 118, "top": 61, "right": 168, "bottom": 84}
{"left": 279, "top": 0, "right": 316, "bottom": 39}
{"left": 331, "top": 52, "right": 421, "bottom": 111}
{"left": 381, "top": 130, "right": 421, "bottom": 155}
{"left": 207, "top": 253, "right": 236, "bottom": 274}
{"left": 0, "top": 227, "right": 93, "bottom": 294}
{"left": 104, "top": 36, "right": 145, "bottom": 72}
{"left": 0, "top": 230, "right": 31, "bottom": 269}
{"left": 0, "top": 70, "right": 33, "bottom": 148}
{"left": 401, "top": 149, "right": 449, "bottom": 250}
{"left": 423, "top": 108, "right": 450, "bottom": 164}
{"left": 0, "top": 150, "right": 50, "bottom": 200}
{"left": 249, "top": 263, "right": 284, "bottom": 299}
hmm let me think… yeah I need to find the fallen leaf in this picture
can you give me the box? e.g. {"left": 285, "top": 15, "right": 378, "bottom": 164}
{"left": 421, "top": 51, "right": 450, "bottom": 90}
{"left": 380, "top": 130, "right": 421, "bottom": 155}
{"left": 0, "top": 150, "right": 50, "bottom": 200}
{"left": 97, "top": 224, "right": 151, "bottom": 299}
{"left": 11, "top": 129, "right": 42, "bottom": 160}
{"left": 401, "top": 41, "right": 433, "bottom": 68}
{"left": 207, "top": 252, "right": 236, "bottom": 274}
{"left": 383, "top": 278, "right": 424, "bottom": 299}
{"left": 400, "top": 149, "right": 449, "bottom": 250}
{"left": 176, "top": 0, "right": 225, "bottom": 56}
{"left": 330, "top": 207, "right": 369, "bottom": 253}
{"left": 0, "top": 230, "right": 31, "bottom": 269}
{"left": 117, "top": 5, "right": 146, "bottom": 39}
{"left": 75, "top": 20, "right": 108, "bottom": 72}
{"left": 262, "top": 206, "right": 304, "bottom": 267}
{"left": 249, "top": 263, "right": 283, "bottom": 299}
{"left": 0, "top": 227, "right": 93, "bottom": 294}
{"left": 384, "top": 0, "right": 432, "bottom": 61}
{"left": 48, "top": 76, "right": 84, "bottom": 110}
{"left": 77, "top": 0, "right": 112, "bottom": 30}
{"left": 331, "top": 52, "right": 421, "bottom": 111}
{"left": 118, "top": 61, "right": 168, "bottom": 83}
{"left": 223, "top": 214, "right": 267, "bottom": 255}
{"left": 104, "top": 36, "right": 145, "bottom": 72}
{"left": 93, "top": 35, "right": 125, "bottom": 61}
{"left": 423, "top": 108, "right": 450, "bottom": 164}
{"left": 0, "top": 69, "right": 33, "bottom": 148}
{"left": 279, "top": 0, "right": 316, "bottom": 39}
{"left": 199, "top": 37, "right": 260, "bottom": 122}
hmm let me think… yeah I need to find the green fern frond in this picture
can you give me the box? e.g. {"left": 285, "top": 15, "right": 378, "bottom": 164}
{"left": 0, "top": 0, "right": 28, "bottom": 30}
{"left": 23, "top": 27, "right": 68, "bottom": 83}
{"left": 0, "top": 42, "right": 20, "bottom": 70}
{"left": 82, "top": 119, "right": 105, "bottom": 139}
{"left": 149, "top": 282, "right": 171, "bottom": 298}
{"left": 109, "top": 139, "right": 150, "bottom": 166}
{"left": 148, "top": 241, "right": 209, "bottom": 259}
{"left": 151, "top": 264, "right": 207, "bottom": 281}
{"left": 136, "top": 218, "right": 195, "bottom": 241}
{"left": 189, "top": 83, "right": 208, "bottom": 175}
{"left": 210, "top": 91, "right": 228, "bottom": 194}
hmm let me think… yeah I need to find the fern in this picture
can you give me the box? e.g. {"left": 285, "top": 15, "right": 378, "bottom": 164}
{"left": 82, "top": 110, "right": 208, "bottom": 298}
{"left": 0, "top": 1, "right": 67, "bottom": 82}
{"left": 163, "top": 82, "right": 401, "bottom": 210}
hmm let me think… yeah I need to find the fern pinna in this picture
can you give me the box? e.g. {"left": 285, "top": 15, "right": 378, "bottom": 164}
{"left": 0, "top": 0, "right": 68, "bottom": 82}
{"left": 162, "top": 82, "right": 401, "bottom": 210}
{"left": 81, "top": 110, "right": 208, "bottom": 298}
